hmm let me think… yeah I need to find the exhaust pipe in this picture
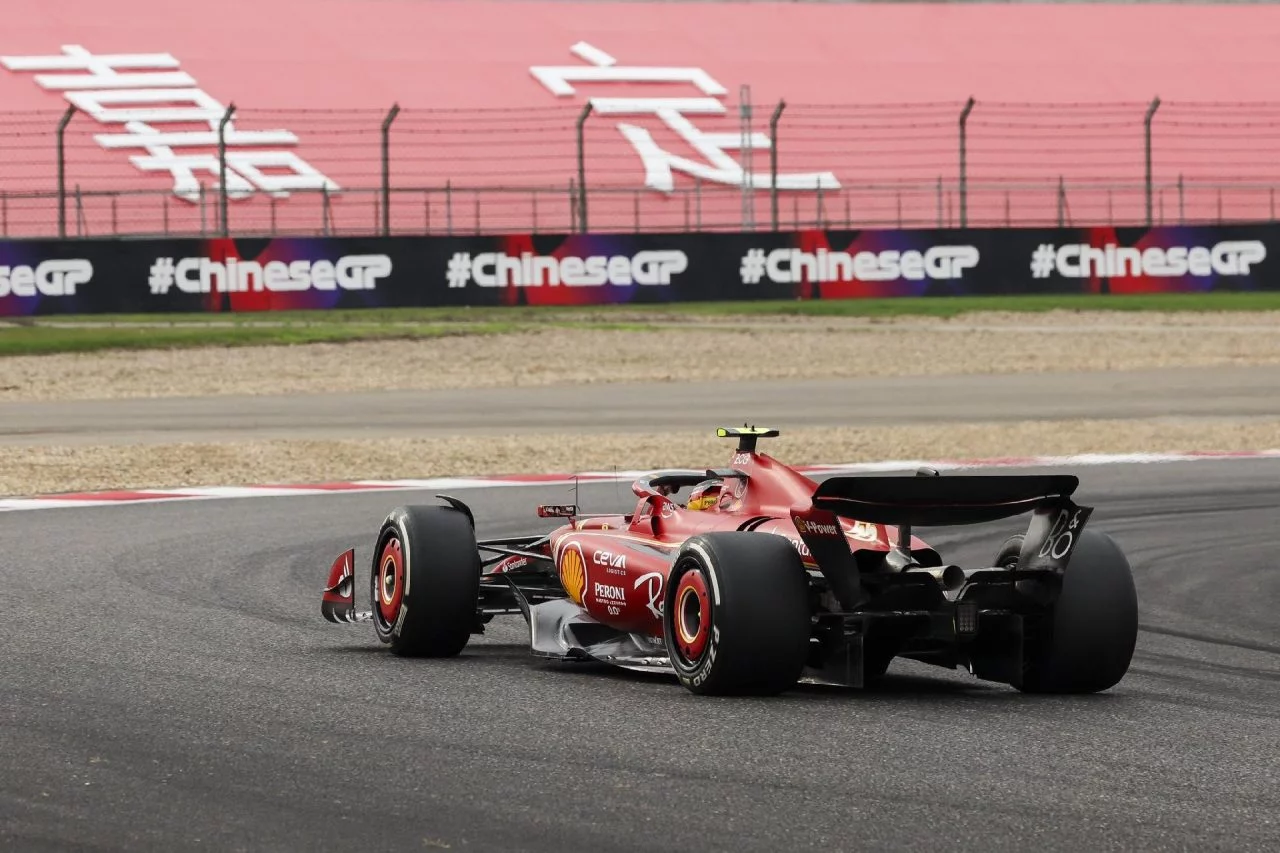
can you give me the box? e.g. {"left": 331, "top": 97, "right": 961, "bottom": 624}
{"left": 905, "top": 564, "right": 966, "bottom": 592}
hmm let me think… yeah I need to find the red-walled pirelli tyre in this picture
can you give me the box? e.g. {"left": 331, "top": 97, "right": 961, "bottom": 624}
{"left": 663, "top": 532, "right": 812, "bottom": 696}
{"left": 1015, "top": 529, "right": 1139, "bottom": 694}
{"left": 371, "top": 505, "right": 481, "bottom": 657}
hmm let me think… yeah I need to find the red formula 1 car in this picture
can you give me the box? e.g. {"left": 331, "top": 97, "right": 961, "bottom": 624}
{"left": 321, "top": 427, "right": 1138, "bottom": 695}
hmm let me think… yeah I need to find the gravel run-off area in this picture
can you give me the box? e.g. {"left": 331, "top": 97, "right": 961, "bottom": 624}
{"left": 3, "top": 310, "right": 1280, "bottom": 403}
{"left": 5, "top": 418, "right": 1280, "bottom": 497}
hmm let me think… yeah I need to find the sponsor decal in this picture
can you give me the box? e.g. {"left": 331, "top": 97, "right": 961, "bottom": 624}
{"left": 445, "top": 250, "right": 687, "bottom": 288}
{"left": 592, "top": 582, "right": 626, "bottom": 602}
{"left": 0, "top": 260, "right": 92, "bottom": 297}
{"left": 1030, "top": 240, "right": 1266, "bottom": 279}
{"left": 633, "top": 571, "right": 664, "bottom": 619}
{"left": 1037, "top": 507, "right": 1089, "bottom": 561}
{"left": 592, "top": 549, "right": 627, "bottom": 572}
{"left": 731, "top": 452, "right": 752, "bottom": 466}
{"left": 689, "top": 625, "right": 721, "bottom": 688}
{"left": 559, "top": 543, "right": 588, "bottom": 605}
{"left": 739, "top": 246, "right": 979, "bottom": 285}
{"left": 796, "top": 518, "right": 841, "bottom": 537}
{"left": 843, "top": 520, "right": 880, "bottom": 542}
{"left": 492, "top": 556, "right": 529, "bottom": 574}
{"left": 530, "top": 42, "right": 839, "bottom": 198}
{"left": 147, "top": 255, "right": 390, "bottom": 295}
{"left": 0, "top": 46, "right": 338, "bottom": 203}
{"left": 788, "top": 520, "right": 876, "bottom": 555}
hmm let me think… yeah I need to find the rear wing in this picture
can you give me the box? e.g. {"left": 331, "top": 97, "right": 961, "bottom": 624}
{"left": 794, "top": 473, "right": 1093, "bottom": 594}
{"left": 811, "top": 474, "right": 1080, "bottom": 526}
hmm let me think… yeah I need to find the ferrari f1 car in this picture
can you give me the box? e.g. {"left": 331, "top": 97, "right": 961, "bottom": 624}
{"left": 321, "top": 427, "right": 1138, "bottom": 696}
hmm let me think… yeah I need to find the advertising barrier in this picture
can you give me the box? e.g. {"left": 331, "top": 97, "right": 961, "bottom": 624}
{"left": 1, "top": 224, "right": 1276, "bottom": 316}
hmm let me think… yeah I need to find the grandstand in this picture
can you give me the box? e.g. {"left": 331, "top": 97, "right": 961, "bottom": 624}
{"left": 2, "top": 0, "right": 1279, "bottom": 237}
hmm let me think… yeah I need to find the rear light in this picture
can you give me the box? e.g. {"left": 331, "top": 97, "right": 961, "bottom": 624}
{"left": 955, "top": 603, "right": 979, "bottom": 635}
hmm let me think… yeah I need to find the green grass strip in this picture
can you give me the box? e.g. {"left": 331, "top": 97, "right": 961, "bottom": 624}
{"left": 2, "top": 291, "right": 1277, "bottom": 356}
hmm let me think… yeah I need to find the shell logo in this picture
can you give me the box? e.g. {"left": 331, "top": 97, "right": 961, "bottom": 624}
{"left": 560, "top": 544, "right": 587, "bottom": 604}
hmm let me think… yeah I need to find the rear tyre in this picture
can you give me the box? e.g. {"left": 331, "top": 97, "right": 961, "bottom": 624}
{"left": 663, "top": 532, "right": 812, "bottom": 696}
{"left": 371, "top": 504, "right": 481, "bottom": 657}
{"left": 1017, "top": 530, "right": 1138, "bottom": 694}
{"left": 993, "top": 534, "right": 1025, "bottom": 569}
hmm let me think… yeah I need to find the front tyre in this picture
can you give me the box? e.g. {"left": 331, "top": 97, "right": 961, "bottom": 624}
{"left": 1018, "top": 530, "right": 1138, "bottom": 694}
{"left": 371, "top": 504, "right": 481, "bottom": 657}
{"left": 663, "top": 532, "right": 811, "bottom": 696}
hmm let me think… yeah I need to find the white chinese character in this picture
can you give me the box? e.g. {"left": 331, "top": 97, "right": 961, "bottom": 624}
{"left": 0, "top": 45, "right": 342, "bottom": 205}
{"left": 0, "top": 45, "right": 194, "bottom": 90}
{"left": 529, "top": 42, "right": 840, "bottom": 193}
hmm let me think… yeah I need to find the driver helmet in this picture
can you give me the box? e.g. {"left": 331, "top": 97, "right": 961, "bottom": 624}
{"left": 687, "top": 479, "right": 723, "bottom": 511}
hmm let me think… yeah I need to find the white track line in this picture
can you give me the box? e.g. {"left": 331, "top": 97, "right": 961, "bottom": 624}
{"left": 2, "top": 450, "right": 1278, "bottom": 513}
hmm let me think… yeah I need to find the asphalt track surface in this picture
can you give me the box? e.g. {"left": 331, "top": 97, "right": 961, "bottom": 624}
{"left": 2, "top": 458, "right": 1279, "bottom": 852}
{"left": 3, "top": 364, "right": 1279, "bottom": 446}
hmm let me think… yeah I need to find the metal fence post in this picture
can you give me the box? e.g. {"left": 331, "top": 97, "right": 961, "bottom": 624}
{"left": 1057, "top": 176, "right": 1066, "bottom": 227}
{"left": 769, "top": 99, "right": 786, "bottom": 231}
{"left": 575, "top": 102, "right": 593, "bottom": 233}
{"left": 218, "top": 103, "right": 236, "bottom": 236}
{"left": 380, "top": 103, "right": 401, "bottom": 236}
{"left": 958, "top": 97, "right": 976, "bottom": 227}
{"left": 55, "top": 105, "right": 75, "bottom": 239}
{"left": 1144, "top": 96, "right": 1161, "bottom": 227}
{"left": 739, "top": 84, "right": 754, "bottom": 231}
{"left": 445, "top": 179, "right": 453, "bottom": 235}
